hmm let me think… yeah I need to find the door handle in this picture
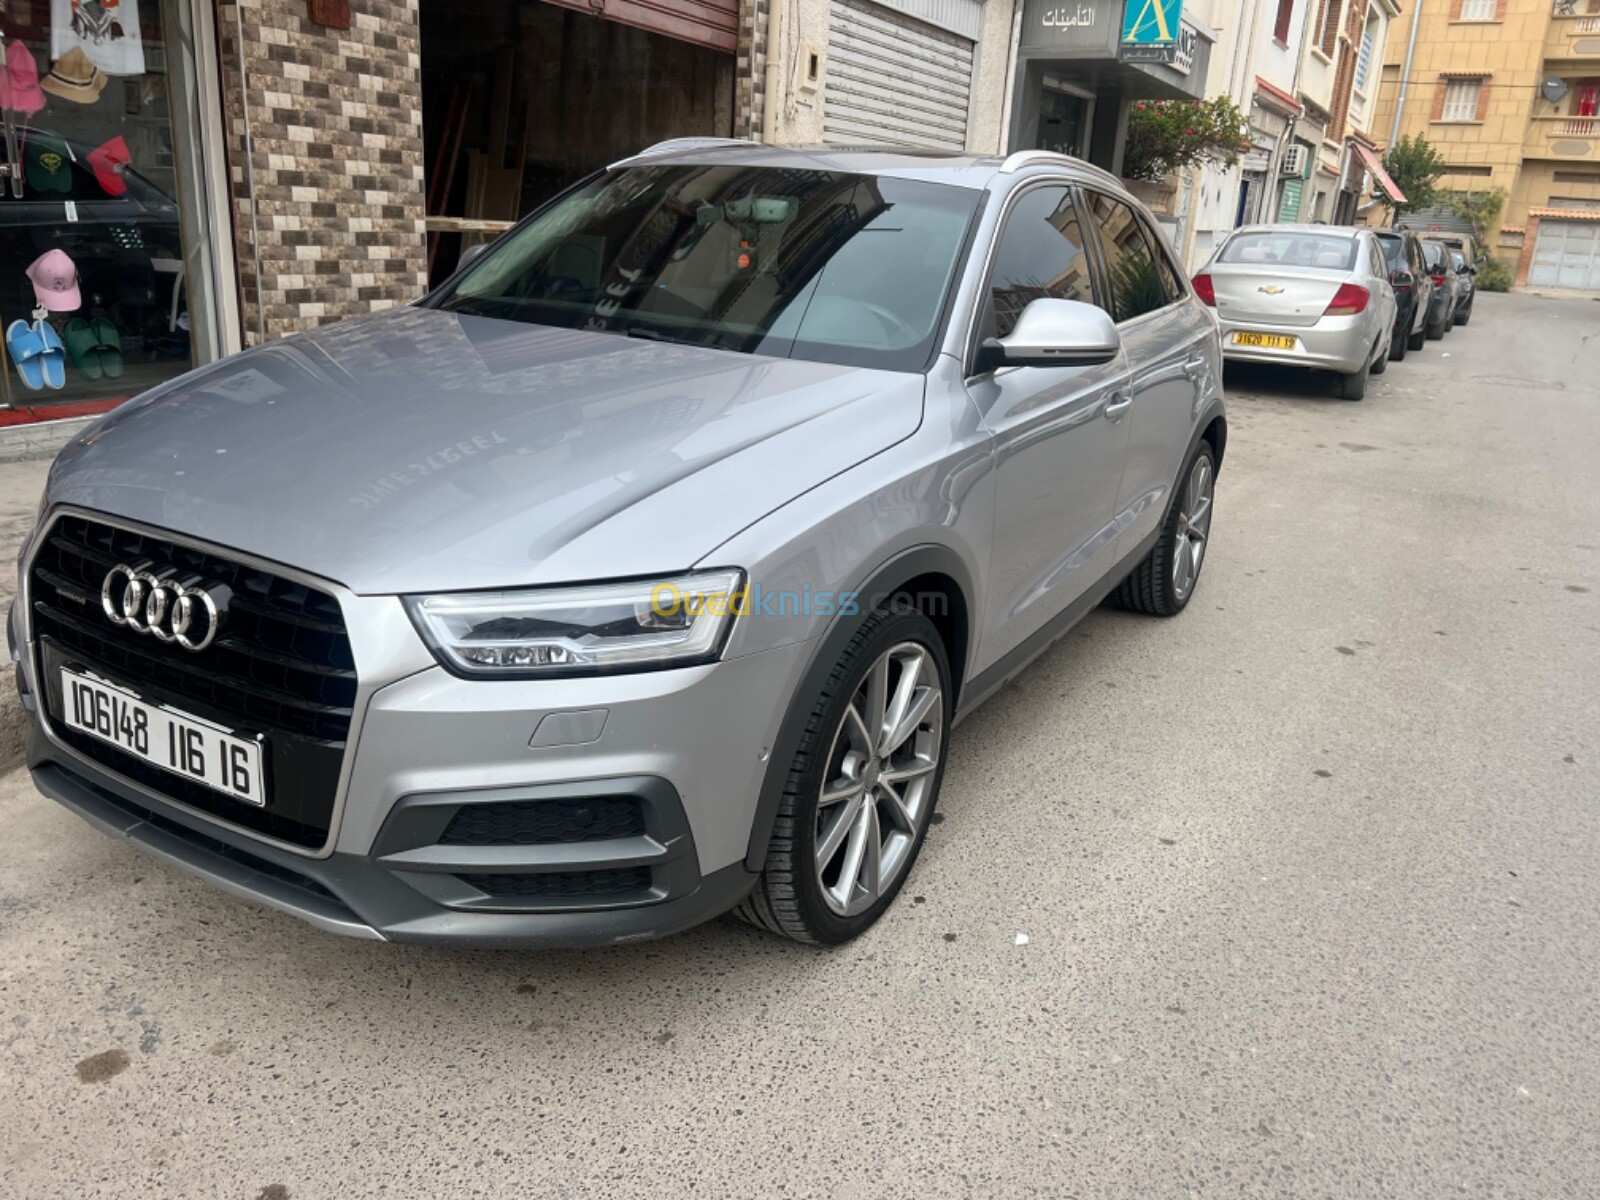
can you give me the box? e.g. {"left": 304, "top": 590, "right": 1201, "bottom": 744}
{"left": 1103, "top": 392, "right": 1133, "bottom": 420}
{"left": 1182, "top": 354, "right": 1209, "bottom": 379}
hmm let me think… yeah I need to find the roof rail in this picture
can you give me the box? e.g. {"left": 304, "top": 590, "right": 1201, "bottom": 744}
{"left": 612, "top": 137, "right": 761, "bottom": 168}
{"left": 997, "top": 149, "right": 1124, "bottom": 189}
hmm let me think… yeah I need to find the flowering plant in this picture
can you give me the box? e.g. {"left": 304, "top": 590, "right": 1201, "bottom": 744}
{"left": 1122, "top": 97, "right": 1251, "bottom": 183}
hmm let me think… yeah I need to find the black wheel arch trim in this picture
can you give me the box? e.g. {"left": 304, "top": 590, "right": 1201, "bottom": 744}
{"left": 742, "top": 543, "right": 975, "bottom": 872}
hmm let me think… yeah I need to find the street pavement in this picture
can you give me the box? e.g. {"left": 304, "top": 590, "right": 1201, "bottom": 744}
{"left": 1, "top": 293, "right": 1597, "bottom": 1198}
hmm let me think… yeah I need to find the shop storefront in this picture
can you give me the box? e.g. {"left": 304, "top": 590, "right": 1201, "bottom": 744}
{"left": 418, "top": 0, "right": 739, "bottom": 284}
{"left": 1007, "top": 0, "right": 1211, "bottom": 173}
{"left": 0, "top": 0, "right": 234, "bottom": 415}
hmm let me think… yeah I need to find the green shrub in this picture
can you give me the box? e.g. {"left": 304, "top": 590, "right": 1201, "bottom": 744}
{"left": 1476, "top": 257, "right": 1512, "bottom": 292}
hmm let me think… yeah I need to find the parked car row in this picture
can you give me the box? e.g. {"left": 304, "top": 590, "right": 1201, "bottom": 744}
{"left": 1191, "top": 223, "right": 1477, "bottom": 401}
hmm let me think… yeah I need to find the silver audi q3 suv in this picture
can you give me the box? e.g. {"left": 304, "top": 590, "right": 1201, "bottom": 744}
{"left": 14, "top": 141, "right": 1226, "bottom": 946}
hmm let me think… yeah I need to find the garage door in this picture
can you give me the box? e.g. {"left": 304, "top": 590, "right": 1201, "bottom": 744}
{"left": 823, "top": 0, "right": 975, "bottom": 152}
{"left": 1528, "top": 219, "right": 1600, "bottom": 290}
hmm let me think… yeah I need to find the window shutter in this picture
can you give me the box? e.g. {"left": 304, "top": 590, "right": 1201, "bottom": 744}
{"left": 1274, "top": 0, "right": 1294, "bottom": 43}
{"left": 1475, "top": 82, "right": 1491, "bottom": 122}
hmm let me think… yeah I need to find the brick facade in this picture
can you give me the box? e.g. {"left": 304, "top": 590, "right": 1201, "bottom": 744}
{"left": 215, "top": 0, "right": 428, "bottom": 346}
{"left": 735, "top": 0, "right": 771, "bottom": 136}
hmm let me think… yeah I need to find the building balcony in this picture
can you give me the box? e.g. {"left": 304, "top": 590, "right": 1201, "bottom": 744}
{"left": 1525, "top": 114, "right": 1600, "bottom": 160}
{"left": 1546, "top": 3, "right": 1600, "bottom": 61}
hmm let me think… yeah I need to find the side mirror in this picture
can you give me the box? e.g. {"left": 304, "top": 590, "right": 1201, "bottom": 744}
{"left": 981, "top": 298, "right": 1122, "bottom": 371}
{"left": 457, "top": 241, "right": 494, "bottom": 270}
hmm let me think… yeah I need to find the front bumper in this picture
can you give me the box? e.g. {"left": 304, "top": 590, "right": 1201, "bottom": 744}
{"left": 1218, "top": 314, "right": 1374, "bottom": 374}
{"left": 19, "top": 587, "right": 812, "bottom": 946}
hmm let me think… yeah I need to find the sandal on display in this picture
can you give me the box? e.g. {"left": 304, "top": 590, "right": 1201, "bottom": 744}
{"left": 63, "top": 317, "right": 105, "bottom": 380}
{"left": 91, "top": 317, "right": 124, "bottom": 378}
{"left": 6, "top": 319, "right": 47, "bottom": 390}
{"left": 34, "top": 320, "right": 67, "bottom": 390}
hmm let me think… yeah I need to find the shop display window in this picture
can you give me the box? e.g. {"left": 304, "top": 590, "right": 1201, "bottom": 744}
{"left": 0, "top": 0, "right": 205, "bottom": 409}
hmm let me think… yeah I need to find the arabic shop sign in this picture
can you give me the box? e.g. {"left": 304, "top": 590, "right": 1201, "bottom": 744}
{"left": 1118, "top": 0, "right": 1184, "bottom": 63}
{"left": 1021, "top": 0, "right": 1110, "bottom": 49}
{"left": 1039, "top": 1, "right": 1095, "bottom": 29}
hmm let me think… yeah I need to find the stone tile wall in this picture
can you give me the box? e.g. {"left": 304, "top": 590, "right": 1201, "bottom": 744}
{"left": 215, "top": 0, "right": 428, "bottom": 344}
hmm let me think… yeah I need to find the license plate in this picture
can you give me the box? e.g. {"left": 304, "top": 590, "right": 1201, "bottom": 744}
{"left": 1231, "top": 331, "right": 1298, "bottom": 350}
{"left": 59, "top": 667, "right": 266, "bottom": 807}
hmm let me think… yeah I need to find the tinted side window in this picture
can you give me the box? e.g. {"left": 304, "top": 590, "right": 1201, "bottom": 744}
{"left": 984, "top": 185, "right": 1095, "bottom": 340}
{"left": 1083, "top": 192, "right": 1176, "bottom": 322}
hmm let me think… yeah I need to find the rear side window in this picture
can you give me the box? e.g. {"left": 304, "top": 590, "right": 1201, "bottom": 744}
{"left": 1376, "top": 235, "right": 1405, "bottom": 267}
{"left": 1082, "top": 191, "right": 1177, "bottom": 322}
{"left": 983, "top": 185, "right": 1096, "bottom": 340}
{"left": 1422, "top": 242, "right": 1445, "bottom": 269}
{"left": 1218, "top": 232, "right": 1359, "bottom": 272}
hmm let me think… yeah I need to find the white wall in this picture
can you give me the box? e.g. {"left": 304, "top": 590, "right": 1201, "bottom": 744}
{"left": 1256, "top": 0, "right": 1308, "bottom": 95}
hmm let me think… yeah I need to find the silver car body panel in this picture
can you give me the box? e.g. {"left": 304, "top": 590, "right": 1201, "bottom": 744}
{"left": 18, "top": 145, "right": 1227, "bottom": 944}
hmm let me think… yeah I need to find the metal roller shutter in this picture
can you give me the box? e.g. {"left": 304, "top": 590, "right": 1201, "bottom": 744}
{"left": 541, "top": 0, "right": 740, "bottom": 52}
{"left": 823, "top": 0, "right": 974, "bottom": 152}
{"left": 1528, "top": 219, "right": 1600, "bottom": 291}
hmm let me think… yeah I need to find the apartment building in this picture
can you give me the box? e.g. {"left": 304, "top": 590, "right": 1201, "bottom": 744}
{"left": 1375, "top": 0, "right": 1600, "bottom": 289}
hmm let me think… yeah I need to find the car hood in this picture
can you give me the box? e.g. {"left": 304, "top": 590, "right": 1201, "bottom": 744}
{"left": 43, "top": 307, "right": 925, "bottom": 594}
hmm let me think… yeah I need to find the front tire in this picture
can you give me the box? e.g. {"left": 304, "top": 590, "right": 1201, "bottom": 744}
{"left": 1455, "top": 303, "right": 1471, "bottom": 326}
{"left": 735, "top": 606, "right": 951, "bottom": 944}
{"left": 1370, "top": 338, "right": 1389, "bottom": 375}
{"left": 1407, "top": 320, "right": 1426, "bottom": 351}
{"left": 1113, "top": 442, "right": 1215, "bottom": 616}
{"left": 1389, "top": 326, "right": 1407, "bottom": 361}
{"left": 1425, "top": 309, "right": 1446, "bottom": 340}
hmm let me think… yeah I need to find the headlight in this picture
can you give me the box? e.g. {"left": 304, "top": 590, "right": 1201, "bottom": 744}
{"left": 405, "top": 569, "right": 744, "bottom": 677}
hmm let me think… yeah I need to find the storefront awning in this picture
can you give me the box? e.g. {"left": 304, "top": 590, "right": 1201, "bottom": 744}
{"left": 1355, "top": 142, "right": 1406, "bottom": 205}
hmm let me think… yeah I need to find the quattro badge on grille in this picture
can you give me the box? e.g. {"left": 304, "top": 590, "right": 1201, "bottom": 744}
{"left": 101, "top": 563, "right": 231, "bottom": 652}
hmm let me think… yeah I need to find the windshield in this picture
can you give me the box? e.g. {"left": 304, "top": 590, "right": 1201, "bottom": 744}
{"left": 431, "top": 165, "right": 981, "bottom": 371}
{"left": 1219, "top": 232, "right": 1359, "bottom": 272}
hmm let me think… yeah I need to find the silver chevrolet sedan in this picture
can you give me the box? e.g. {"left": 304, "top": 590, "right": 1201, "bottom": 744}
{"left": 16, "top": 143, "right": 1225, "bottom": 948}
{"left": 1196, "top": 224, "right": 1398, "bottom": 400}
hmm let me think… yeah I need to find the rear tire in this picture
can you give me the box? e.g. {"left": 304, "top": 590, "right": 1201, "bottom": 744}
{"left": 734, "top": 605, "right": 951, "bottom": 945}
{"left": 1337, "top": 368, "right": 1368, "bottom": 401}
{"left": 1455, "top": 303, "right": 1471, "bottom": 326}
{"left": 1389, "top": 327, "right": 1407, "bottom": 361}
{"left": 1407, "top": 321, "right": 1426, "bottom": 351}
{"left": 1113, "top": 442, "right": 1216, "bottom": 617}
{"left": 1425, "top": 310, "right": 1445, "bottom": 341}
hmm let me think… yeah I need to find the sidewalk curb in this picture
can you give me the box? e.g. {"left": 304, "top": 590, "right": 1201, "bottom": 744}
{"left": 0, "top": 415, "right": 94, "bottom": 464}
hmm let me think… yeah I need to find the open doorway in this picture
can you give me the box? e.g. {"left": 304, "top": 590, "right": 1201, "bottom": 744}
{"left": 420, "top": 0, "right": 737, "bottom": 285}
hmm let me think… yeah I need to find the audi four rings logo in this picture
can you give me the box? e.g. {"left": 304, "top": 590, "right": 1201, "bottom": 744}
{"left": 101, "top": 564, "right": 230, "bottom": 652}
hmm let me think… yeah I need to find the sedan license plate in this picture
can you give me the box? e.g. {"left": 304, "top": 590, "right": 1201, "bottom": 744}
{"left": 1231, "top": 331, "right": 1298, "bottom": 350}
{"left": 59, "top": 667, "right": 266, "bottom": 806}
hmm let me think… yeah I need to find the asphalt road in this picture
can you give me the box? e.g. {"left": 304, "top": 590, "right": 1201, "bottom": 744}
{"left": 2, "top": 293, "right": 1598, "bottom": 1199}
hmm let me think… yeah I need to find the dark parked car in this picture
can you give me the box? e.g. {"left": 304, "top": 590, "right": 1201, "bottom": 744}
{"left": 1374, "top": 229, "right": 1435, "bottom": 361}
{"left": 1448, "top": 248, "right": 1475, "bottom": 325}
{"left": 1420, "top": 240, "right": 1461, "bottom": 340}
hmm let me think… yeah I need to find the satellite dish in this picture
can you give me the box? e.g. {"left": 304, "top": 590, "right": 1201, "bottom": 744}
{"left": 1542, "top": 75, "right": 1569, "bottom": 104}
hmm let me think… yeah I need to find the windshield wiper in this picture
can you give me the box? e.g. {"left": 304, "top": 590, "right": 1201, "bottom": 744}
{"left": 624, "top": 325, "right": 694, "bottom": 345}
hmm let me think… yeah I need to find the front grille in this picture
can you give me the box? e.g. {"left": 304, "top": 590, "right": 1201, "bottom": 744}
{"left": 459, "top": 867, "right": 653, "bottom": 900}
{"left": 30, "top": 514, "right": 355, "bottom": 850}
{"left": 439, "top": 797, "right": 646, "bottom": 846}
